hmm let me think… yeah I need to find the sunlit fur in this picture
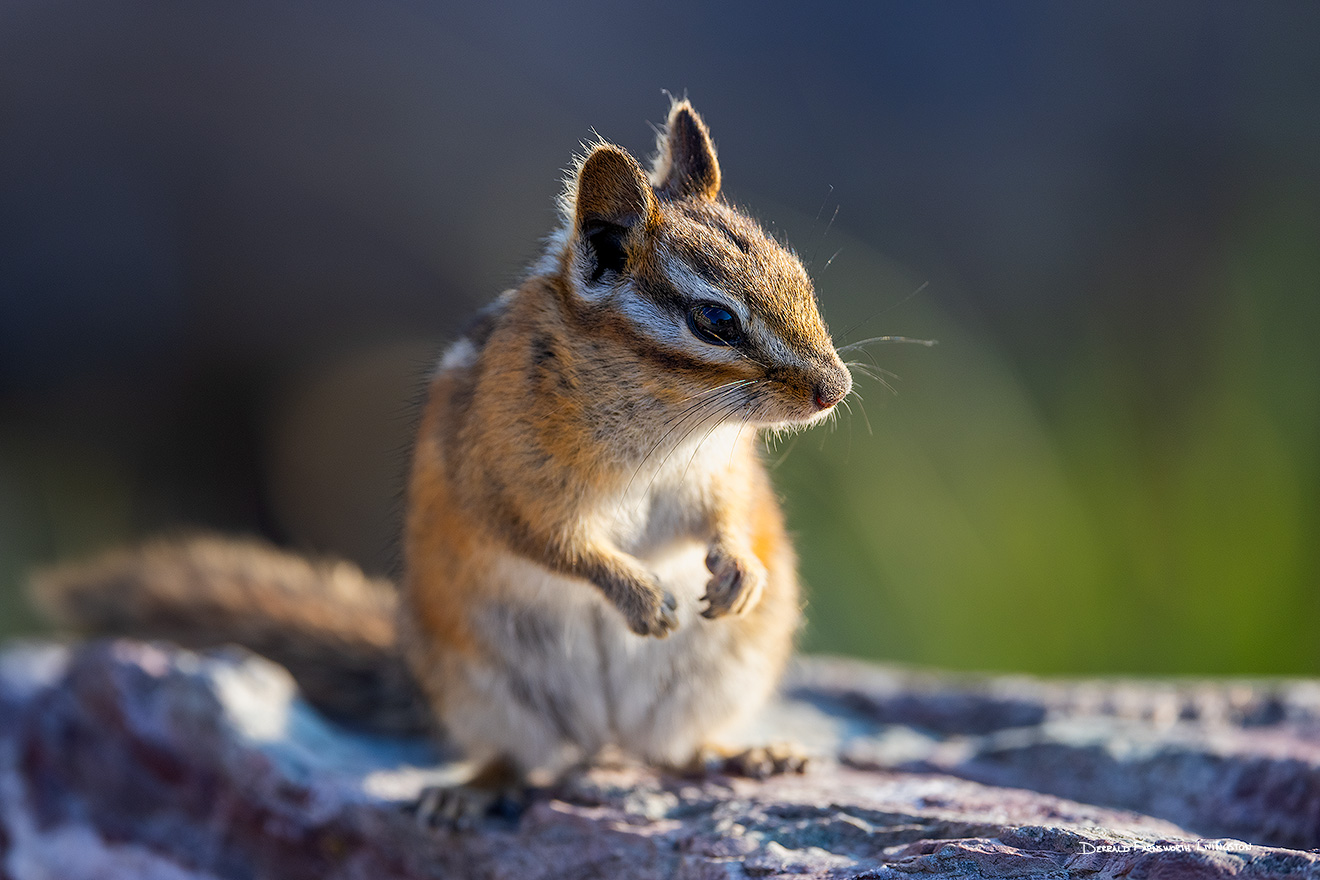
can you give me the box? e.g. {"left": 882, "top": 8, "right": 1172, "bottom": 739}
{"left": 402, "top": 100, "right": 851, "bottom": 783}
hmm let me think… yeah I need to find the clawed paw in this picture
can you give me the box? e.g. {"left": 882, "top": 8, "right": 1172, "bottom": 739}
{"left": 624, "top": 582, "right": 679, "bottom": 638}
{"left": 691, "top": 743, "right": 810, "bottom": 779}
{"left": 597, "top": 565, "right": 679, "bottom": 639}
{"left": 701, "top": 543, "right": 765, "bottom": 618}
{"left": 411, "top": 783, "right": 524, "bottom": 830}
{"left": 410, "top": 758, "right": 525, "bottom": 829}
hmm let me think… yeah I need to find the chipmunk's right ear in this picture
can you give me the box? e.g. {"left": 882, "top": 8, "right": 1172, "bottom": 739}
{"left": 651, "top": 100, "right": 721, "bottom": 200}
{"left": 571, "top": 144, "right": 659, "bottom": 285}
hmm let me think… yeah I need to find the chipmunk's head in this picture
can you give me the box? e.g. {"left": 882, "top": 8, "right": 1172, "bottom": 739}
{"left": 552, "top": 99, "right": 851, "bottom": 429}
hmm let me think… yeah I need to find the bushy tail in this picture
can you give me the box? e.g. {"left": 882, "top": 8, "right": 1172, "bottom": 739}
{"left": 30, "top": 535, "right": 430, "bottom": 734}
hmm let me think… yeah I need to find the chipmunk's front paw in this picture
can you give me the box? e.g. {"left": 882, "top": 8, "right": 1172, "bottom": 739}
{"left": 702, "top": 542, "right": 766, "bottom": 618}
{"left": 615, "top": 573, "right": 678, "bottom": 638}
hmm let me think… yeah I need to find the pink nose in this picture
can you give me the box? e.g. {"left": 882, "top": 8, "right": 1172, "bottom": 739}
{"left": 814, "top": 376, "right": 850, "bottom": 409}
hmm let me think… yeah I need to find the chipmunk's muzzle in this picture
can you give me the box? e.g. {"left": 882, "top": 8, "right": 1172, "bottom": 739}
{"left": 807, "top": 358, "right": 850, "bottom": 414}
{"left": 813, "top": 367, "right": 852, "bottom": 410}
{"left": 761, "top": 358, "right": 852, "bottom": 425}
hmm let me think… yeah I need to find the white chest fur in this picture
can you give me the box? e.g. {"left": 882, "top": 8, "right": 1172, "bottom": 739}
{"left": 607, "top": 422, "right": 745, "bottom": 553}
{"left": 448, "top": 423, "right": 764, "bottom": 774}
{"left": 471, "top": 541, "right": 749, "bottom": 768}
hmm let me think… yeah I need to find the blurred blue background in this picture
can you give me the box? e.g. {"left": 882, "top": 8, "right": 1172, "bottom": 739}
{"left": 1, "top": 1, "right": 1317, "bottom": 674}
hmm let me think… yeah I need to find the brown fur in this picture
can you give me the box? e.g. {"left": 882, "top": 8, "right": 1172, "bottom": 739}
{"left": 30, "top": 100, "right": 852, "bottom": 786}
{"left": 32, "top": 535, "right": 427, "bottom": 732}
{"left": 400, "top": 99, "right": 849, "bottom": 780}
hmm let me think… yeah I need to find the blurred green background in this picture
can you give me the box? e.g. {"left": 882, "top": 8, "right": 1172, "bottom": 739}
{"left": 1, "top": 2, "right": 1317, "bottom": 675}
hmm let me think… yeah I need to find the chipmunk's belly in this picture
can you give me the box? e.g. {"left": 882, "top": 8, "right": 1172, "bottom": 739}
{"left": 471, "top": 540, "right": 763, "bottom": 768}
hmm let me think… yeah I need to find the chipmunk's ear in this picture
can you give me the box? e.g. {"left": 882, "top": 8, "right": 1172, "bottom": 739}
{"left": 572, "top": 144, "right": 659, "bottom": 283}
{"left": 651, "top": 99, "right": 721, "bottom": 200}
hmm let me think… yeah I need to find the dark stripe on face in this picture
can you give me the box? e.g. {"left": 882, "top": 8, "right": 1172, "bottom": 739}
{"left": 529, "top": 332, "right": 575, "bottom": 395}
{"left": 659, "top": 234, "right": 747, "bottom": 294}
{"left": 598, "top": 304, "right": 751, "bottom": 384}
{"left": 684, "top": 248, "right": 731, "bottom": 290}
{"left": 560, "top": 270, "right": 740, "bottom": 379}
{"left": 531, "top": 333, "right": 557, "bottom": 368}
{"left": 633, "top": 272, "right": 695, "bottom": 316}
{"left": 708, "top": 217, "right": 752, "bottom": 254}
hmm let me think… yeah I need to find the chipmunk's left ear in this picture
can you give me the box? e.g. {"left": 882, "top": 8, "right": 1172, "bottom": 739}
{"left": 651, "top": 99, "right": 721, "bottom": 200}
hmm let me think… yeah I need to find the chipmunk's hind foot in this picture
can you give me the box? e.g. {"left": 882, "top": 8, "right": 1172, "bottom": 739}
{"left": 411, "top": 757, "right": 526, "bottom": 829}
{"left": 688, "top": 742, "right": 809, "bottom": 780}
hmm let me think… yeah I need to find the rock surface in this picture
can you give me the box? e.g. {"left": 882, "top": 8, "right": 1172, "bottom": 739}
{"left": 2, "top": 640, "right": 1319, "bottom": 879}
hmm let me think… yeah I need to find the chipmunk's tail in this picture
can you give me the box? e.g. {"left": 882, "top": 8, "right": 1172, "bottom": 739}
{"left": 29, "top": 535, "right": 430, "bottom": 734}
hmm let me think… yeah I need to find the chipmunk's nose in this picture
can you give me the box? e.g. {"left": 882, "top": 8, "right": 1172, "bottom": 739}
{"left": 813, "top": 367, "right": 852, "bottom": 410}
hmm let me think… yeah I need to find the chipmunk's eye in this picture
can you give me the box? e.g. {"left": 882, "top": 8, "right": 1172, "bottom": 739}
{"left": 687, "top": 303, "right": 743, "bottom": 346}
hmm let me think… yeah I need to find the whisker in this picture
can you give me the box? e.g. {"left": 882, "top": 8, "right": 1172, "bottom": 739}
{"left": 681, "top": 398, "right": 746, "bottom": 483}
{"left": 653, "top": 381, "right": 750, "bottom": 438}
{"left": 652, "top": 381, "right": 749, "bottom": 433}
{"left": 843, "top": 358, "right": 898, "bottom": 397}
{"left": 727, "top": 345, "right": 772, "bottom": 371}
{"left": 768, "top": 432, "right": 802, "bottom": 470}
{"left": 822, "top": 204, "right": 839, "bottom": 240}
{"left": 812, "top": 184, "right": 834, "bottom": 226}
{"left": 853, "top": 371, "right": 896, "bottom": 396}
{"left": 729, "top": 402, "right": 755, "bottom": 468}
{"left": 836, "top": 335, "right": 937, "bottom": 354}
{"left": 636, "top": 383, "right": 761, "bottom": 501}
{"left": 669, "top": 378, "right": 755, "bottom": 409}
{"left": 634, "top": 404, "right": 724, "bottom": 504}
{"left": 653, "top": 394, "right": 744, "bottom": 495}
{"left": 842, "top": 401, "right": 852, "bottom": 461}
{"left": 837, "top": 280, "right": 931, "bottom": 341}
{"left": 845, "top": 359, "right": 899, "bottom": 381}
{"left": 622, "top": 381, "right": 752, "bottom": 502}
{"left": 846, "top": 391, "right": 874, "bottom": 436}
{"left": 845, "top": 363, "right": 892, "bottom": 384}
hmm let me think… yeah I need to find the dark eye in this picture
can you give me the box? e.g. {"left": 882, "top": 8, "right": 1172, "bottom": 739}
{"left": 687, "top": 303, "right": 743, "bottom": 346}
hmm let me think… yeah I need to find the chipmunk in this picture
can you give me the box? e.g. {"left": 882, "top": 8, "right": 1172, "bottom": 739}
{"left": 33, "top": 99, "right": 853, "bottom": 817}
